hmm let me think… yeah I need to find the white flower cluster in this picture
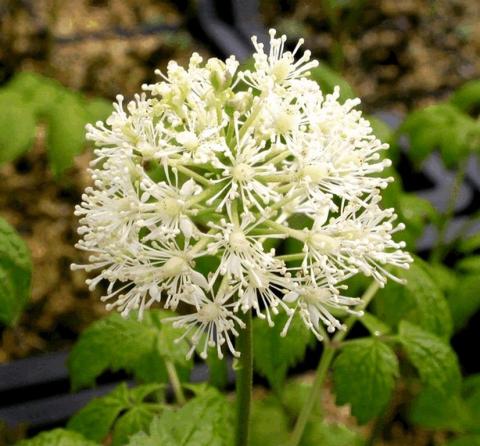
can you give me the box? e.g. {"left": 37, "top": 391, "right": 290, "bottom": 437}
{"left": 73, "top": 30, "right": 412, "bottom": 359}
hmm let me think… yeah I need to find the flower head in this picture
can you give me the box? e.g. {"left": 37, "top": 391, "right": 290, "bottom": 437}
{"left": 73, "top": 29, "right": 412, "bottom": 358}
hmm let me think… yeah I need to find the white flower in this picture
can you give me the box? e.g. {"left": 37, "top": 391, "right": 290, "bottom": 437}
{"left": 282, "top": 280, "right": 362, "bottom": 339}
{"left": 73, "top": 28, "right": 412, "bottom": 357}
{"left": 167, "top": 290, "right": 246, "bottom": 359}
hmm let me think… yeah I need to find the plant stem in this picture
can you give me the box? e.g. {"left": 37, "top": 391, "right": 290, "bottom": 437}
{"left": 430, "top": 160, "right": 467, "bottom": 263}
{"left": 165, "top": 360, "right": 186, "bottom": 405}
{"left": 289, "top": 345, "right": 335, "bottom": 446}
{"left": 235, "top": 310, "right": 253, "bottom": 446}
{"left": 288, "top": 281, "right": 380, "bottom": 446}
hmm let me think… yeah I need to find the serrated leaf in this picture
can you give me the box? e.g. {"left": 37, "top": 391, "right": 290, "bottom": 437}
{"left": 374, "top": 257, "right": 452, "bottom": 339}
{"left": 0, "top": 218, "right": 31, "bottom": 325}
{"left": 303, "top": 421, "right": 365, "bottom": 446}
{"left": 127, "top": 389, "right": 233, "bottom": 446}
{"left": 333, "top": 339, "right": 399, "bottom": 424}
{"left": 67, "top": 384, "right": 129, "bottom": 442}
{"left": 68, "top": 310, "right": 192, "bottom": 390}
{"left": 398, "top": 321, "right": 461, "bottom": 395}
{"left": 112, "top": 405, "right": 155, "bottom": 446}
{"left": 408, "top": 387, "right": 470, "bottom": 432}
{"left": 68, "top": 383, "right": 163, "bottom": 443}
{"left": 401, "top": 104, "right": 479, "bottom": 168}
{"left": 16, "top": 428, "right": 99, "bottom": 446}
{"left": 0, "top": 91, "right": 36, "bottom": 164}
{"left": 446, "top": 274, "right": 480, "bottom": 331}
{"left": 253, "top": 312, "right": 313, "bottom": 391}
{"left": 46, "top": 92, "right": 89, "bottom": 177}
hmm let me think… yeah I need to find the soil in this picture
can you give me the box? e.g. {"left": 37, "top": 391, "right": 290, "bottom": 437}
{"left": 260, "top": 0, "right": 480, "bottom": 113}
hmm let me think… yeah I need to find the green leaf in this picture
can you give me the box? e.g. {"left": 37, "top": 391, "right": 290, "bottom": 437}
{"left": 85, "top": 98, "right": 112, "bottom": 123}
{"left": 450, "top": 79, "right": 480, "bottom": 114}
{"left": 408, "top": 387, "right": 470, "bottom": 432}
{"left": 398, "top": 194, "right": 438, "bottom": 248}
{"left": 250, "top": 397, "right": 290, "bottom": 446}
{"left": 332, "top": 339, "right": 399, "bottom": 424}
{"left": 112, "top": 405, "right": 155, "bottom": 446}
{"left": 67, "top": 383, "right": 129, "bottom": 441}
{"left": 463, "top": 374, "right": 480, "bottom": 433}
{"left": 16, "top": 429, "right": 99, "bottom": 446}
{"left": 303, "top": 421, "right": 365, "bottom": 446}
{"left": 46, "top": 92, "right": 89, "bottom": 177}
{"left": 309, "top": 63, "right": 355, "bottom": 101}
{"left": 398, "top": 321, "right": 461, "bottom": 395}
{"left": 373, "top": 257, "right": 452, "bottom": 339}
{"left": 459, "top": 232, "right": 480, "bottom": 254}
{"left": 400, "top": 104, "right": 480, "bottom": 168}
{"left": 446, "top": 274, "right": 480, "bottom": 331}
{"left": 127, "top": 389, "right": 233, "bottom": 446}
{"left": 446, "top": 436, "right": 480, "bottom": 446}
{"left": 206, "top": 353, "right": 229, "bottom": 389}
{"left": 253, "top": 312, "right": 313, "bottom": 391}
{"left": 68, "top": 310, "right": 192, "bottom": 390}
{"left": 0, "top": 218, "right": 32, "bottom": 325}
{"left": 0, "top": 91, "right": 36, "bottom": 164}
{"left": 358, "top": 312, "right": 391, "bottom": 337}
{"left": 427, "top": 263, "right": 458, "bottom": 295}
{"left": 7, "top": 71, "right": 65, "bottom": 118}
{"left": 68, "top": 383, "right": 163, "bottom": 443}
{"left": 456, "top": 256, "right": 480, "bottom": 274}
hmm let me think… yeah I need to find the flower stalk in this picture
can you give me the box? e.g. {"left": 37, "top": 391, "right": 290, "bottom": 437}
{"left": 235, "top": 310, "right": 253, "bottom": 446}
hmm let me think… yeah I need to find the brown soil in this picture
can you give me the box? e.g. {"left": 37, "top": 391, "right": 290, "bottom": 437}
{"left": 260, "top": 0, "right": 480, "bottom": 112}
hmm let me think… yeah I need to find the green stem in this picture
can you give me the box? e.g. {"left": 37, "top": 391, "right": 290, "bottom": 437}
{"left": 235, "top": 311, "right": 253, "bottom": 446}
{"left": 165, "top": 360, "right": 186, "bottom": 405}
{"left": 288, "top": 281, "right": 380, "bottom": 446}
{"left": 289, "top": 345, "right": 335, "bottom": 446}
{"left": 430, "top": 161, "right": 467, "bottom": 263}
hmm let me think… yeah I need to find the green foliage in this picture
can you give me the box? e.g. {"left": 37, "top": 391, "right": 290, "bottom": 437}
{"left": 446, "top": 436, "right": 480, "bottom": 446}
{"left": 397, "top": 194, "right": 438, "bottom": 249}
{"left": 398, "top": 321, "right": 461, "bottom": 395}
{"left": 46, "top": 92, "right": 90, "bottom": 177}
{"left": 373, "top": 257, "right": 452, "bottom": 339}
{"left": 0, "top": 71, "right": 112, "bottom": 176}
{"left": 0, "top": 218, "right": 31, "bottom": 325}
{"left": 7, "top": 71, "right": 64, "bottom": 117}
{"left": 253, "top": 312, "right": 313, "bottom": 391}
{"left": 446, "top": 274, "right": 480, "bottom": 331}
{"left": 450, "top": 79, "right": 480, "bottom": 114}
{"left": 408, "top": 387, "right": 471, "bottom": 432}
{"left": 68, "top": 383, "right": 162, "bottom": 446}
{"left": 309, "top": 63, "right": 355, "bottom": 101}
{"left": 0, "top": 91, "right": 36, "bottom": 164}
{"left": 332, "top": 339, "right": 399, "bottom": 424}
{"left": 16, "top": 429, "right": 98, "bottom": 446}
{"left": 400, "top": 103, "right": 480, "bottom": 168}
{"left": 126, "top": 388, "right": 233, "bottom": 446}
{"left": 68, "top": 310, "right": 192, "bottom": 390}
{"left": 250, "top": 396, "right": 290, "bottom": 446}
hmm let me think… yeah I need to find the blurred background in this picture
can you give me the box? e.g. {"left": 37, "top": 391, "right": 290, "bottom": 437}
{"left": 0, "top": 1, "right": 479, "bottom": 445}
